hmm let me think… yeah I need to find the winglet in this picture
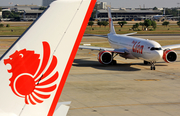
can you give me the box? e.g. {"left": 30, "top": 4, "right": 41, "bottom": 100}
{"left": 107, "top": 7, "right": 116, "bottom": 34}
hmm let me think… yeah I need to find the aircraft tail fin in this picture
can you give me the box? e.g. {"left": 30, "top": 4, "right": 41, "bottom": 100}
{"left": 0, "top": 0, "right": 96, "bottom": 116}
{"left": 107, "top": 7, "right": 116, "bottom": 34}
{"left": 163, "top": 8, "right": 166, "bottom": 16}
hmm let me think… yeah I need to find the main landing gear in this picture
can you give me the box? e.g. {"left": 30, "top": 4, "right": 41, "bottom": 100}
{"left": 144, "top": 61, "right": 156, "bottom": 70}
{"left": 111, "top": 53, "right": 117, "bottom": 65}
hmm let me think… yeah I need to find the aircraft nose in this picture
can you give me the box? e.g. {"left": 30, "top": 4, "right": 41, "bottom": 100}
{"left": 153, "top": 50, "right": 163, "bottom": 61}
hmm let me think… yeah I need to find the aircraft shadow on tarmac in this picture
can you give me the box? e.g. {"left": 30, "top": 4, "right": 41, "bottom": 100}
{"left": 73, "top": 59, "right": 141, "bottom": 71}
{"left": 73, "top": 59, "right": 170, "bottom": 71}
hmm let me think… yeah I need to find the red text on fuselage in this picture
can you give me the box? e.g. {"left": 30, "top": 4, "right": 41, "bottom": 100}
{"left": 132, "top": 41, "right": 144, "bottom": 54}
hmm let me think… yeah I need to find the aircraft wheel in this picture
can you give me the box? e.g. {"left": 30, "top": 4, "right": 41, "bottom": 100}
{"left": 150, "top": 65, "right": 155, "bottom": 70}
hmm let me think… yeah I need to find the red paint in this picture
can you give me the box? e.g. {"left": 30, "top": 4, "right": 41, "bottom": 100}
{"left": 47, "top": 0, "right": 97, "bottom": 115}
{"left": 98, "top": 51, "right": 112, "bottom": 64}
{"left": 98, "top": 51, "right": 105, "bottom": 64}
{"left": 163, "top": 49, "right": 176, "bottom": 63}
{"left": 16, "top": 75, "right": 35, "bottom": 95}
{"left": 109, "top": 18, "right": 111, "bottom": 29}
{"left": 4, "top": 42, "right": 58, "bottom": 105}
{"left": 132, "top": 41, "right": 144, "bottom": 54}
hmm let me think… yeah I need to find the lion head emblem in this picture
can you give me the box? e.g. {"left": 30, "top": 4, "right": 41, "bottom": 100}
{"left": 4, "top": 42, "right": 59, "bottom": 105}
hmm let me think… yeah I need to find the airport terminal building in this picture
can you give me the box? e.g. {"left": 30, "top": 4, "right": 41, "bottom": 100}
{"left": 0, "top": 5, "right": 44, "bottom": 21}
{"left": 96, "top": 9, "right": 162, "bottom": 21}
{"left": 0, "top": 1, "right": 162, "bottom": 21}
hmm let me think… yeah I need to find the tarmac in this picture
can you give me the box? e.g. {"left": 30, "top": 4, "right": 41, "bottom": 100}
{"left": 1, "top": 36, "right": 180, "bottom": 116}
{"left": 61, "top": 36, "right": 180, "bottom": 116}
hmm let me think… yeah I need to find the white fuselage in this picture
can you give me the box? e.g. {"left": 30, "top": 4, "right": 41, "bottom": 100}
{"left": 153, "top": 15, "right": 164, "bottom": 20}
{"left": 108, "top": 33, "right": 164, "bottom": 62}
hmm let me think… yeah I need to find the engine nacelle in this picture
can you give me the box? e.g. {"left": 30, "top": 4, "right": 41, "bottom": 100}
{"left": 163, "top": 50, "right": 177, "bottom": 63}
{"left": 98, "top": 51, "right": 113, "bottom": 65}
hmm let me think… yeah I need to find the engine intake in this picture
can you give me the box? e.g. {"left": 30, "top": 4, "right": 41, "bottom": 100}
{"left": 163, "top": 50, "right": 177, "bottom": 63}
{"left": 98, "top": 51, "right": 112, "bottom": 65}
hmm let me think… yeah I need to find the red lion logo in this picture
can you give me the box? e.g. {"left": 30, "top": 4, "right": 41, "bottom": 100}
{"left": 4, "top": 42, "right": 58, "bottom": 105}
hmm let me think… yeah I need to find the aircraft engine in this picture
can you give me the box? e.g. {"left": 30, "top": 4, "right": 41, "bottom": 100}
{"left": 163, "top": 50, "right": 177, "bottom": 63}
{"left": 98, "top": 51, "right": 113, "bottom": 64}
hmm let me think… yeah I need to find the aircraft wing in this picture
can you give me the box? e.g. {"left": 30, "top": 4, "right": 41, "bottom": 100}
{"left": 162, "top": 44, "right": 180, "bottom": 50}
{"left": 0, "top": 0, "right": 96, "bottom": 116}
{"left": 79, "top": 45, "right": 128, "bottom": 54}
{"left": 122, "top": 32, "right": 137, "bottom": 36}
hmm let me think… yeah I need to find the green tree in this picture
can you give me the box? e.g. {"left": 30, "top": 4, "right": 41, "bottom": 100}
{"left": 153, "top": 7, "right": 158, "bottom": 10}
{"left": 132, "top": 23, "right": 139, "bottom": 31}
{"left": 90, "top": 11, "right": 96, "bottom": 20}
{"left": 162, "top": 21, "right": 170, "bottom": 27}
{"left": 11, "top": 11, "right": 20, "bottom": 21}
{"left": 102, "top": 21, "right": 109, "bottom": 27}
{"left": 2, "top": 11, "right": 11, "bottom": 18}
{"left": 0, "top": 7, "right": 2, "bottom": 12}
{"left": 151, "top": 21, "right": 157, "bottom": 30}
{"left": 2, "top": 11, "right": 20, "bottom": 21}
{"left": 97, "top": 21, "right": 103, "bottom": 28}
{"left": 88, "top": 21, "right": 94, "bottom": 27}
{"left": 139, "top": 22, "right": 145, "bottom": 30}
{"left": 117, "top": 21, "right": 127, "bottom": 28}
{"left": 0, "top": 24, "right": 4, "bottom": 28}
{"left": 144, "top": 19, "right": 152, "bottom": 29}
{"left": 6, "top": 24, "right": 10, "bottom": 27}
{"left": 8, "top": 13, "right": 14, "bottom": 18}
{"left": 177, "top": 21, "right": 180, "bottom": 28}
{"left": 164, "top": 8, "right": 178, "bottom": 16}
{"left": 39, "top": 7, "right": 46, "bottom": 10}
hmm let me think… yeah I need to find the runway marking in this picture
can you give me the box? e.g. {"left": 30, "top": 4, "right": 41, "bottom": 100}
{"left": 135, "top": 79, "right": 160, "bottom": 81}
{"left": 70, "top": 102, "right": 180, "bottom": 110}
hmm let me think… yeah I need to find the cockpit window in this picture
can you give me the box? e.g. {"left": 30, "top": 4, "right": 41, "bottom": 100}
{"left": 150, "top": 47, "right": 162, "bottom": 50}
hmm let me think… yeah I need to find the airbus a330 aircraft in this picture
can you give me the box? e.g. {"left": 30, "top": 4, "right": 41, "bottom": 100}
{"left": 153, "top": 9, "right": 166, "bottom": 21}
{"left": 80, "top": 7, "right": 180, "bottom": 70}
{"left": 0, "top": 0, "right": 96, "bottom": 116}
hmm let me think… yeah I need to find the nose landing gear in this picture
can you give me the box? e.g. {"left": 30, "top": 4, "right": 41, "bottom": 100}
{"left": 144, "top": 61, "right": 156, "bottom": 70}
{"left": 150, "top": 62, "right": 156, "bottom": 70}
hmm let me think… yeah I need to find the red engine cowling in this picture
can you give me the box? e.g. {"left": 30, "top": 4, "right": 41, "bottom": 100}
{"left": 163, "top": 50, "right": 177, "bottom": 63}
{"left": 98, "top": 51, "right": 112, "bottom": 64}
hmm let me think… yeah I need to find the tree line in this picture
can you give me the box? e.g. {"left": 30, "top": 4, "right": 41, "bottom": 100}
{"left": 132, "top": 19, "right": 157, "bottom": 31}
{"left": 164, "top": 8, "right": 180, "bottom": 16}
{"left": 2, "top": 11, "right": 21, "bottom": 21}
{"left": 88, "top": 20, "right": 180, "bottom": 31}
{"left": 88, "top": 21, "right": 109, "bottom": 28}
{"left": 0, "top": 24, "right": 10, "bottom": 28}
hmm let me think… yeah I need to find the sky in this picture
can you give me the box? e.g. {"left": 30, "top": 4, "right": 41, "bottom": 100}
{"left": 0, "top": 0, "right": 180, "bottom": 8}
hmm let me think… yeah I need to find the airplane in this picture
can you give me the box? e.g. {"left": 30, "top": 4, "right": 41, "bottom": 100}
{"left": 80, "top": 7, "right": 180, "bottom": 70}
{"left": 0, "top": 0, "right": 96, "bottom": 116}
{"left": 152, "top": 8, "right": 171, "bottom": 21}
{"left": 153, "top": 8, "right": 166, "bottom": 20}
